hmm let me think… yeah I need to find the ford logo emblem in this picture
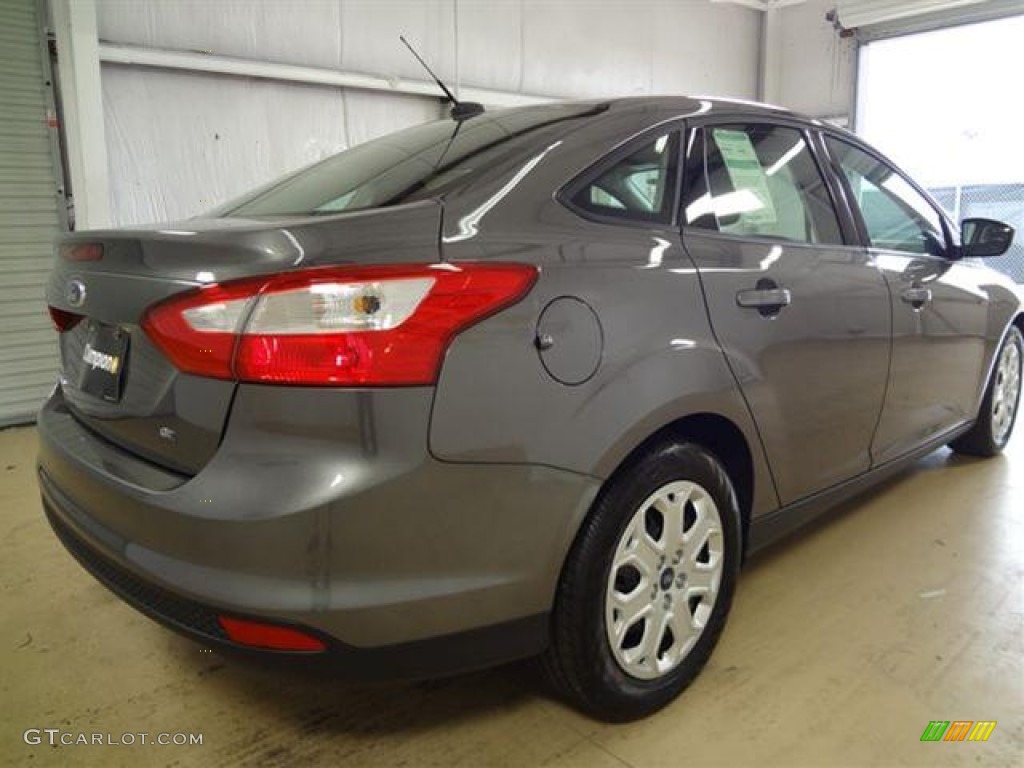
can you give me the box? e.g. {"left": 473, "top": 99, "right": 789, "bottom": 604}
{"left": 65, "top": 279, "right": 86, "bottom": 308}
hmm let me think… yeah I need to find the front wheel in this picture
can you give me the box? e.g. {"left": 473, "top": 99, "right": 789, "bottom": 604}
{"left": 950, "top": 325, "right": 1023, "bottom": 457}
{"left": 542, "top": 441, "right": 742, "bottom": 722}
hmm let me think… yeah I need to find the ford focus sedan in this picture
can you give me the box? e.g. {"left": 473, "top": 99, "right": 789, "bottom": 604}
{"left": 38, "top": 96, "right": 1021, "bottom": 721}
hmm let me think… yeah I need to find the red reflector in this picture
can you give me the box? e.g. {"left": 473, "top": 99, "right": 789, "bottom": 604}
{"left": 48, "top": 306, "right": 82, "bottom": 332}
{"left": 217, "top": 616, "right": 327, "bottom": 652}
{"left": 142, "top": 263, "right": 538, "bottom": 386}
{"left": 60, "top": 243, "right": 103, "bottom": 261}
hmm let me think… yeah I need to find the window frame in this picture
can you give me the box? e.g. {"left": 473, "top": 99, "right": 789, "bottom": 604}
{"left": 818, "top": 131, "right": 958, "bottom": 258}
{"left": 678, "top": 115, "right": 861, "bottom": 250}
{"left": 557, "top": 121, "right": 685, "bottom": 230}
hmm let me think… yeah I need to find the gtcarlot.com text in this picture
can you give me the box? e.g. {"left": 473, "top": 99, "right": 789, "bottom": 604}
{"left": 24, "top": 729, "right": 203, "bottom": 747}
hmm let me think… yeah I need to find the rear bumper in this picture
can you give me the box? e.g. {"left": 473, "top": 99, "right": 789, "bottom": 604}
{"left": 37, "top": 386, "right": 600, "bottom": 679}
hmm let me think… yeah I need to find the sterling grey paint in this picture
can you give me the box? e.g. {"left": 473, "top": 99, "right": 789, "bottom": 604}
{"left": 38, "top": 97, "right": 1022, "bottom": 677}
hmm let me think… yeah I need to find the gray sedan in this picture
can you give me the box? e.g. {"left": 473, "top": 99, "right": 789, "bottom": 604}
{"left": 38, "top": 96, "right": 1021, "bottom": 721}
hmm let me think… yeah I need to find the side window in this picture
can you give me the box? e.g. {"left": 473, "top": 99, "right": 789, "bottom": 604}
{"left": 825, "top": 138, "right": 947, "bottom": 256}
{"left": 681, "top": 124, "right": 843, "bottom": 245}
{"left": 571, "top": 132, "right": 679, "bottom": 223}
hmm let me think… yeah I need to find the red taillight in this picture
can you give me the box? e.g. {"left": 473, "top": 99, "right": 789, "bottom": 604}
{"left": 59, "top": 242, "right": 103, "bottom": 261}
{"left": 48, "top": 306, "right": 82, "bottom": 332}
{"left": 142, "top": 263, "right": 537, "bottom": 386}
{"left": 216, "top": 615, "right": 327, "bottom": 652}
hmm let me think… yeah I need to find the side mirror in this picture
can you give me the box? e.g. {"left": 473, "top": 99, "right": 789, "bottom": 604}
{"left": 961, "top": 218, "right": 1014, "bottom": 258}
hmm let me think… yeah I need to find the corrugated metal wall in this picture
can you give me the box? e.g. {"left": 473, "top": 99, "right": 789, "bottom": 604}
{"left": 95, "top": 0, "right": 761, "bottom": 227}
{"left": 0, "top": 0, "right": 62, "bottom": 425}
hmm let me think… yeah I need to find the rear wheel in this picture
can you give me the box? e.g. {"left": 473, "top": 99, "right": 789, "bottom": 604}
{"left": 950, "top": 325, "right": 1023, "bottom": 457}
{"left": 543, "top": 441, "right": 741, "bottom": 721}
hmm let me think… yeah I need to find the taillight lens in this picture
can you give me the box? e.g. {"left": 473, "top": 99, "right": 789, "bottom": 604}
{"left": 48, "top": 306, "right": 82, "bottom": 332}
{"left": 142, "top": 263, "right": 537, "bottom": 386}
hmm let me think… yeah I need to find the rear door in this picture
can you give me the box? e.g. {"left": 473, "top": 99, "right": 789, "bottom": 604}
{"left": 822, "top": 136, "right": 990, "bottom": 463}
{"left": 680, "top": 120, "right": 891, "bottom": 505}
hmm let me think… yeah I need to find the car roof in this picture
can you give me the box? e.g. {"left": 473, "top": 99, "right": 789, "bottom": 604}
{"left": 606, "top": 94, "right": 796, "bottom": 116}
{"left": 521, "top": 95, "right": 798, "bottom": 120}
{"left": 537, "top": 95, "right": 860, "bottom": 143}
{"left": 483, "top": 95, "right": 852, "bottom": 138}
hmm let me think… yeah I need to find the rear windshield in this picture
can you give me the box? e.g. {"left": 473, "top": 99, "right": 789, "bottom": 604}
{"left": 223, "top": 103, "right": 606, "bottom": 218}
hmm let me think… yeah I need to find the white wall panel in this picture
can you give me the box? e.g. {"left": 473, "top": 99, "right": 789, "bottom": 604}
{"left": 93, "top": 0, "right": 761, "bottom": 226}
{"left": 520, "top": 2, "right": 653, "bottom": 97}
{"left": 97, "top": 0, "right": 345, "bottom": 70}
{"left": 773, "top": 0, "right": 856, "bottom": 119}
{"left": 455, "top": 0, "right": 524, "bottom": 93}
{"left": 518, "top": 1, "right": 758, "bottom": 99}
{"left": 103, "top": 66, "right": 438, "bottom": 225}
{"left": 650, "top": 1, "right": 759, "bottom": 96}
{"left": 339, "top": 0, "right": 457, "bottom": 82}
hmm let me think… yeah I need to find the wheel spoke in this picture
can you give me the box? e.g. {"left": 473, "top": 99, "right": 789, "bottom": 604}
{"left": 685, "top": 501, "right": 716, "bottom": 554}
{"left": 619, "top": 519, "right": 661, "bottom": 575}
{"left": 685, "top": 564, "right": 719, "bottom": 596}
{"left": 638, "top": 608, "right": 670, "bottom": 665}
{"left": 654, "top": 493, "right": 685, "bottom": 549}
{"left": 668, "top": 603, "right": 698, "bottom": 645}
{"left": 610, "top": 593, "right": 652, "bottom": 644}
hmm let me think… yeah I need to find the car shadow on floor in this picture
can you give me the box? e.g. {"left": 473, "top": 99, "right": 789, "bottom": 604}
{"left": 740, "top": 446, "right": 994, "bottom": 575}
{"left": 161, "top": 631, "right": 550, "bottom": 736}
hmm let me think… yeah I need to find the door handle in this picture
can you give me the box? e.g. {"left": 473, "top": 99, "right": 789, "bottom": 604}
{"left": 736, "top": 284, "right": 792, "bottom": 317}
{"left": 901, "top": 286, "right": 932, "bottom": 309}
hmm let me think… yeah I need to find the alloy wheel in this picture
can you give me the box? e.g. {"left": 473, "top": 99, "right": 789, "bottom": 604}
{"left": 992, "top": 337, "right": 1021, "bottom": 445}
{"left": 604, "top": 480, "right": 724, "bottom": 680}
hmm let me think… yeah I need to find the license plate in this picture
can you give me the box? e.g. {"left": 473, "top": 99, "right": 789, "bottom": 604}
{"left": 79, "top": 321, "right": 129, "bottom": 403}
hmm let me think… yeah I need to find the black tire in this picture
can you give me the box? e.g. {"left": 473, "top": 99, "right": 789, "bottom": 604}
{"left": 950, "top": 325, "right": 1023, "bottom": 457}
{"left": 542, "top": 441, "right": 742, "bottom": 722}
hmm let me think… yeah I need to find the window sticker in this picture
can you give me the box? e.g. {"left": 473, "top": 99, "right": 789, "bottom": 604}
{"left": 712, "top": 129, "right": 777, "bottom": 225}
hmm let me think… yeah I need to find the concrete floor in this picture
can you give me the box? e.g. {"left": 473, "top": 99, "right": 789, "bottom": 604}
{"left": 1, "top": 424, "right": 1021, "bottom": 768}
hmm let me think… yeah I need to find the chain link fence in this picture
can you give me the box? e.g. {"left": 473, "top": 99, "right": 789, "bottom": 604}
{"left": 930, "top": 184, "right": 1024, "bottom": 283}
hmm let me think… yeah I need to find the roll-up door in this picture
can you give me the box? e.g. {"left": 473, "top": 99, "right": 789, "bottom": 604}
{"left": 836, "top": 0, "right": 1024, "bottom": 40}
{"left": 0, "top": 0, "right": 63, "bottom": 425}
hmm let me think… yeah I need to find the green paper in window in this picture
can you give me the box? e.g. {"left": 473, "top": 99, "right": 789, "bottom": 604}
{"left": 712, "top": 129, "right": 777, "bottom": 225}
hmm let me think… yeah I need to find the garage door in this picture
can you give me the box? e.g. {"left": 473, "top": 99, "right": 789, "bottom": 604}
{"left": 0, "top": 0, "right": 62, "bottom": 425}
{"left": 836, "top": 0, "right": 1024, "bottom": 39}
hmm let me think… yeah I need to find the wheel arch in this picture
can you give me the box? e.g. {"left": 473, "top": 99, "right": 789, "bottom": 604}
{"left": 592, "top": 412, "right": 759, "bottom": 559}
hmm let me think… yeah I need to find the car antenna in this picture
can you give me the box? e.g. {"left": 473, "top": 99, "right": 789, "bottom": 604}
{"left": 400, "top": 35, "right": 484, "bottom": 121}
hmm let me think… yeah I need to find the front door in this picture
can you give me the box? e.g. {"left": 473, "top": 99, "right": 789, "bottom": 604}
{"left": 823, "top": 137, "right": 990, "bottom": 464}
{"left": 680, "top": 122, "right": 891, "bottom": 505}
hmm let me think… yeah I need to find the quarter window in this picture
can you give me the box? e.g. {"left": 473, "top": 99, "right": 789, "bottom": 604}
{"left": 825, "top": 138, "right": 947, "bottom": 256}
{"left": 681, "top": 124, "right": 843, "bottom": 245}
{"left": 571, "top": 132, "right": 679, "bottom": 223}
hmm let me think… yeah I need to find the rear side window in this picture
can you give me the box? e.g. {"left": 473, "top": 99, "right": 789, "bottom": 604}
{"left": 570, "top": 131, "right": 680, "bottom": 223}
{"left": 681, "top": 124, "right": 843, "bottom": 245}
{"left": 825, "top": 137, "right": 947, "bottom": 255}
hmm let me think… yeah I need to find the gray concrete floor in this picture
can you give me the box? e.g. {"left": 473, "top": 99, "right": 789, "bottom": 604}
{"left": 1, "top": 424, "right": 1022, "bottom": 767}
